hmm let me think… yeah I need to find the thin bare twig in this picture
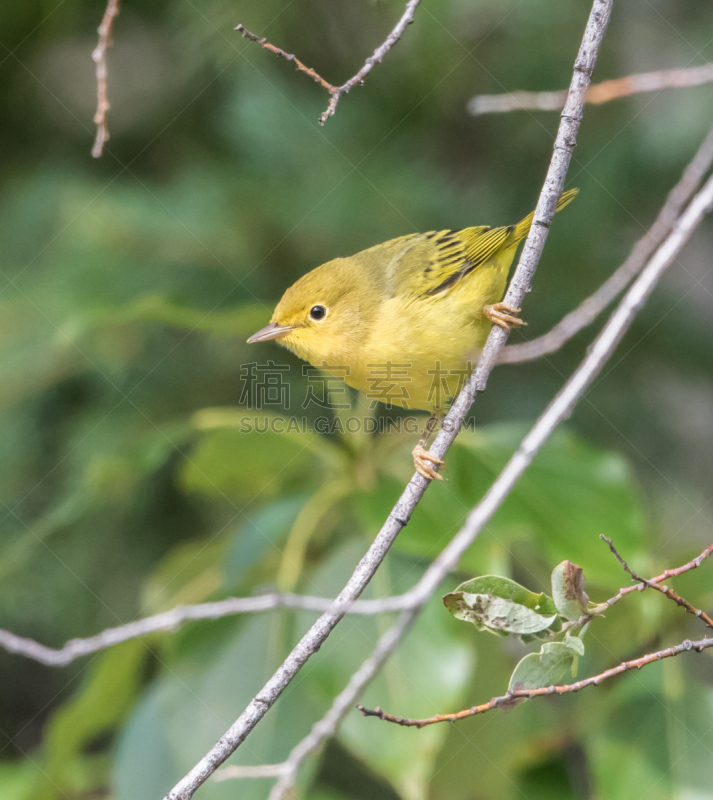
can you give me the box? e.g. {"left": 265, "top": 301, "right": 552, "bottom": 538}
{"left": 468, "top": 63, "right": 713, "bottom": 116}
{"left": 0, "top": 593, "right": 414, "bottom": 667}
{"left": 500, "top": 122, "right": 713, "bottom": 364}
{"left": 163, "top": 4, "right": 614, "bottom": 797}
{"left": 594, "top": 541, "right": 713, "bottom": 614}
{"left": 234, "top": 25, "right": 336, "bottom": 93}
{"left": 3, "top": 541, "right": 711, "bottom": 669}
{"left": 357, "top": 636, "right": 713, "bottom": 727}
{"left": 601, "top": 536, "right": 713, "bottom": 629}
{"left": 91, "top": 0, "right": 121, "bottom": 158}
{"left": 236, "top": 0, "right": 421, "bottom": 125}
{"left": 649, "top": 543, "right": 713, "bottom": 583}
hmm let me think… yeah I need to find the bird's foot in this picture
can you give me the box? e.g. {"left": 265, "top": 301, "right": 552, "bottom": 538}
{"left": 412, "top": 444, "right": 444, "bottom": 481}
{"left": 483, "top": 302, "right": 527, "bottom": 330}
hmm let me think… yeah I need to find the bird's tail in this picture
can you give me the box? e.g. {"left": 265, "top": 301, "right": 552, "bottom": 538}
{"left": 512, "top": 188, "right": 578, "bottom": 242}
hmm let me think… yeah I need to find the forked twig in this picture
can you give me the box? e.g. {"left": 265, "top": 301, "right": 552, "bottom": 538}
{"left": 91, "top": 0, "right": 121, "bottom": 158}
{"left": 593, "top": 542, "right": 713, "bottom": 613}
{"left": 234, "top": 25, "right": 336, "bottom": 93}
{"left": 601, "top": 535, "right": 713, "bottom": 628}
{"left": 236, "top": 0, "right": 421, "bottom": 125}
{"left": 210, "top": 540, "right": 713, "bottom": 789}
{"left": 359, "top": 536, "right": 713, "bottom": 729}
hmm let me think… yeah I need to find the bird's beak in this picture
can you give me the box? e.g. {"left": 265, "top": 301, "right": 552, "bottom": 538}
{"left": 247, "top": 322, "right": 295, "bottom": 344}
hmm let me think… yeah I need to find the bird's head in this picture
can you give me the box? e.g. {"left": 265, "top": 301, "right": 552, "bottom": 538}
{"left": 247, "top": 258, "right": 371, "bottom": 367}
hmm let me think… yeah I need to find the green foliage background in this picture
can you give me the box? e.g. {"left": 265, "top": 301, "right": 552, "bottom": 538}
{"left": 0, "top": 1, "right": 712, "bottom": 798}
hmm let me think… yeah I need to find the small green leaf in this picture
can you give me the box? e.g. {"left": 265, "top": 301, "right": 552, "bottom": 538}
{"left": 551, "top": 561, "right": 589, "bottom": 620}
{"left": 564, "top": 633, "right": 585, "bottom": 657}
{"left": 563, "top": 632, "right": 585, "bottom": 678}
{"left": 444, "top": 575, "right": 558, "bottom": 636}
{"left": 508, "top": 641, "right": 577, "bottom": 692}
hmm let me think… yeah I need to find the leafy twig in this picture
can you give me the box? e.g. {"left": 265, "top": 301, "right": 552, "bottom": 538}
{"left": 236, "top": 0, "right": 421, "bottom": 125}
{"left": 274, "top": 540, "right": 713, "bottom": 775}
{"left": 357, "top": 636, "right": 713, "bottom": 728}
{"left": 500, "top": 122, "right": 713, "bottom": 364}
{"left": 468, "top": 63, "right": 713, "bottom": 116}
{"left": 91, "top": 0, "right": 121, "bottom": 158}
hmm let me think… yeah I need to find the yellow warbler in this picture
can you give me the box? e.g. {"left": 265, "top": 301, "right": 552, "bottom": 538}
{"left": 248, "top": 189, "right": 577, "bottom": 479}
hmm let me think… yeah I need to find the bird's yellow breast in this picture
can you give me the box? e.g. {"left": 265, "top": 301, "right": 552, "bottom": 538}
{"left": 342, "top": 245, "right": 517, "bottom": 412}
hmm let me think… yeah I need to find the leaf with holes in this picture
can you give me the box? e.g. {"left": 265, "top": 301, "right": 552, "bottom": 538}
{"left": 444, "top": 575, "right": 559, "bottom": 637}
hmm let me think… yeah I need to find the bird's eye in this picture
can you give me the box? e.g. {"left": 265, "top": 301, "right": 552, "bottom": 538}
{"left": 310, "top": 305, "right": 326, "bottom": 321}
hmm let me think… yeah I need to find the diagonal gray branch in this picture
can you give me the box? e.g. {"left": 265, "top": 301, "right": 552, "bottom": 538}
{"left": 266, "top": 607, "right": 419, "bottom": 799}
{"left": 163, "top": 3, "right": 614, "bottom": 797}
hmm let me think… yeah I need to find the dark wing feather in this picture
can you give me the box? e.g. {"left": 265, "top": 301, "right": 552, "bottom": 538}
{"left": 424, "top": 225, "right": 515, "bottom": 296}
{"left": 385, "top": 225, "right": 515, "bottom": 298}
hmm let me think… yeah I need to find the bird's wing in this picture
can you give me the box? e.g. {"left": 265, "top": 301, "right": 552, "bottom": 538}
{"left": 387, "top": 225, "right": 515, "bottom": 298}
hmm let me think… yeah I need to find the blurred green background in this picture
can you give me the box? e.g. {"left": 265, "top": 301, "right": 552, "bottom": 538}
{"left": 1, "top": 0, "right": 712, "bottom": 798}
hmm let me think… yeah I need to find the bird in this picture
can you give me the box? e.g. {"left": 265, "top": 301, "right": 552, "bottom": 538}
{"left": 248, "top": 189, "right": 577, "bottom": 481}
